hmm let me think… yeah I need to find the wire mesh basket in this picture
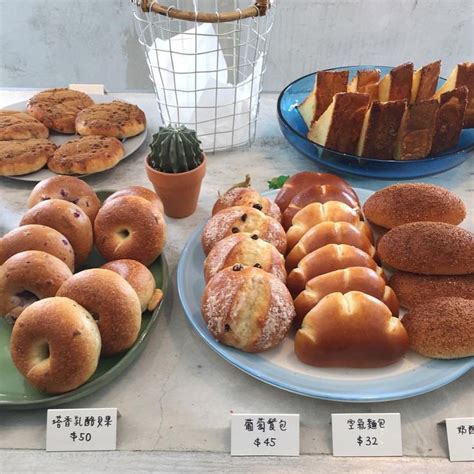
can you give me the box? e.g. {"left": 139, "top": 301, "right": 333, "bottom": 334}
{"left": 131, "top": 0, "right": 275, "bottom": 152}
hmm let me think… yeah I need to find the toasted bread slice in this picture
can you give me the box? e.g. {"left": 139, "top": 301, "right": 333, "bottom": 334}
{"left": 379, "top": 62, "right": 414, "bottom": 102}
{"left": 314, "top": 71, "right": 349, "bottom": 121}
{"left": 411, "top": 60, "right": 441, "bottom": 103}
{"left": 348, "top": 69, "right": 380, "bottom": 101}
{"left": 394, "top": 99, "right": 439, "bottom": 160}
{"left": 298, "top": 76, "right": 317, "bottom": 128}
{"left": 431, "top": 86, "right": 468, "bottom": 154}
{"left": 308, "top": 92, "right": 370, "bottom": 154}
{"left": 356, "top": 100, "right": 407, "bottom": 159}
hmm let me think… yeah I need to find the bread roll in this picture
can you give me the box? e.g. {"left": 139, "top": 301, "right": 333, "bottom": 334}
{"left": 103, "top": 186, "right": 164, "bottom": 216}
{"left": 295, "top": 291, "right": 409, "bottom": 368}
{"left": 201, "top": 266, "right": 295, "bottom": 352}
{"left": 363, "top": 183, "right": 466, "bottom": 229}
{"left": 377, "top": 222, "right": 474, "bottom": 275}
{"left": 294, "top": 267, "right": 399, "bottom": 326}
{"left": 389, "top": 272, "right": 474, "bottom": 309}
{"left": 402, "top": 297, "right": 474, "bottom": 359}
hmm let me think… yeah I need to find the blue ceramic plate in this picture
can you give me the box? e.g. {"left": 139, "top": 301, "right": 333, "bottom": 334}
{"left": 177, "top": 189, "right": 474, "bottom": 402}
{"left": 277, "top": 66, "right": 474, "bottom": 179}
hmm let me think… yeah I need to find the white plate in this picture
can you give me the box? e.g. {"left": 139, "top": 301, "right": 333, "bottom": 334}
{"left": 2, "top": 95, "right": 147, "bottom": 182}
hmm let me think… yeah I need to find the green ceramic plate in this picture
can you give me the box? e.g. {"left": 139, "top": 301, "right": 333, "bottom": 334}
{"left": 0, "top": 190, "right": 169, "bottom": 410}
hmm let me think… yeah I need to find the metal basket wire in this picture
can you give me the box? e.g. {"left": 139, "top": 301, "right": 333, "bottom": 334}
{"left": 131, "top": 0, "right": 275, "bottom": 152}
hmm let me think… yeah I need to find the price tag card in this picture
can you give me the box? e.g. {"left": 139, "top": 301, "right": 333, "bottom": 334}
{"left": 445, "top": 417, "right": 474, "bottom": 462}
{"left": 46, "top": 408, "right": 117, "bottom": 452}
{"left": 332, "top": 413, "right": 402, "bottom": 457}
{"left": 69, "top": 83, "right": 105, "bottom": 95}
{"left": 231, "top": 414, "right": 299, "bottom": 456}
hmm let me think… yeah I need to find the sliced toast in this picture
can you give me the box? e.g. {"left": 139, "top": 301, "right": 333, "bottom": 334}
{"left": 356, "top": 100, "right": 407, "bottom": 159}
{"left": 298, "top": 76, "right": 317, "bottom": 128}
{"left": 379, "top": 62, "right": 414, "bottom": 102}
{"left": 308, "top": 92, "right": 370, "bottom": 154}
{"left": 348, "top": 69, "right": 380, "bottom": 101}
{"left": 411, "top": 60, "right": 441, "bottom": 103}
{"left": 431, "top": 86, "right": 468, "bottom": 154}
{"left": 394, "top": 99, "right": 439, "bottom": 160}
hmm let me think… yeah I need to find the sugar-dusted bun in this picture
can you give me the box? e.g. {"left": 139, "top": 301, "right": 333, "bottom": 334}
{"left": 294, "top": 267, "right": 399, "bottom": 326}
{"left": 204, "top": 233, "right": 286, "bottom": 283}
{"left": 286, "top": 221, "right": 376, "bottom": 271}
{"left": 0, "top": 251, "right": 72, "bottom": 322}
{"left": 10, "top": 297, "right": 101, "bottom": 394}
{"left": 282, "top": 184, "right": 360, "bottom": 229}
{"left": 101, "top": 259, "right": 162, "bottom": 312}
{"left": 378, "top": 222, "right": 474, "bottom": 275}
{"left": 402, "top": 297, "right": 474, "bottom": 359}
{"left": 103, "top": 186, "right": 164, "bottom": 216}
{"left": 94, "top": 195, "right": 166, "bottom": 265}
{"left": 287, "top": 243, "right": 385, "bottom": 297}
{"left": 295, "top": 291, "right": 409, "bottom": 368}
{"left": 57, "top": 269, "right": 141, "bottom": 356}
{"left": 363, "top": 183, "right": 466, "bottom": 229}
{"left": 201, "top": 206, "right": 287, "bottom": 255}
{"left": 212, "top": 187, "right": 281, "bottom": 221}
{"left": 287, "top": 201, "right": 360, "bottom": 250}
{"left": 0, "top": 224, "right": 74, "bottom": 271}
{"left": 27, "top": 175, "right": 101, "bottom": 223}
{"left": 389, "top": 272, "right": 474, "bottom": 309}
{"left": 20, "top": 199, "right": 93, "bottom": 268}
{"left": 201, "top": 266, "right": 295, "bottom": 352}
{"left": 274, "top": 172, "right": 354, "bottom": 212}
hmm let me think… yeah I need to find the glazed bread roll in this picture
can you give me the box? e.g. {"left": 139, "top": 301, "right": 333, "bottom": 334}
{"left": 287, "top": 243, "right": 385, "bottom": 297}
{"left": 203, "top": 233, "right": 286, "bottom": 283}
{"left": 20, "top": 199, "right": 93, "bottom": 268}
{"left": 28, "top": 175, "right": 101, "bottom": 224}
{"left": 201, "top": 206, "right": 287, "bottom": 256}
{"left": 0, "top": 251, "right": 72, "bottom": 322}
{"left": 201, "top": 266, "right": 295, "bottom": 352}
{"left": 103, "top": 186, "right": 164, "bottom": 216}
{"left": 56, "top": 269, "right": 142, "bottom": 356}
{"left": 295, "top": 291, "right": 409, "bottom": 368}
{"left": 402, "top": 298, "right": 474, "bottom": 359}
{"left": 94, "top": 195, "right": 166, "bottom": 265}
{"left": 274, "top": 171, "right": 354, "bottom": 212}
{"left": 10, "top": 297, "right": 101, "bottom": 394}
{"left": 294, "top": 267, "right": 399, "bottom": 326}
{"left": 212, "top": 187, "right": 281, "bottom": 221}
{"left": 282, "top": 184, "right": 360, "bottom": 230}
{"left": 389, "top": 272, "right": 474, "bottom": 309}
{"left": 286, "top": 221, "right": 376, "bottom": 271}
{"left": 286, "top": 201, "right": 360, "bottom": 250}
{"left": 363, "top": 183, "right": 466, "bottom": 229}
{"left": 0, "top": 224, "right": 75, "bottom": 271}
{"left": 101, "top": 259, "right": 163, "bottom": 312}
{"left": 378, "top": 222, "right": 474, "bottom": 275}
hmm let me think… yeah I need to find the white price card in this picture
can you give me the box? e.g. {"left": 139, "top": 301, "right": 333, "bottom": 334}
{"left": 69, "top": 83, "right": 105, "bottom": 95}
{"left": 445, "top": 417, "right": 474, "bottom": 462}
{"left": 231, "top": 414, "right": 299, "bottom": 456}
{"left": 46, "top": 408, "right": 117, "bottom": 452}
{"left": 332, "top": 413, "right": 402, "bottom": 457}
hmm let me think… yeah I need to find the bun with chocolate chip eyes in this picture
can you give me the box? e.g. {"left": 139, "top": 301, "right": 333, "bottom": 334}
{"left": 201, "top": 206, "right": 287, "bottom": 256}
{"left": 201, "top": 266, "right": 295, "bottom": 352}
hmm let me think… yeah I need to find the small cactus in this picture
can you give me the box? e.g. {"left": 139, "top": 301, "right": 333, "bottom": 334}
{"left": 148, "top": 125, "right": 203, "bottom": 173}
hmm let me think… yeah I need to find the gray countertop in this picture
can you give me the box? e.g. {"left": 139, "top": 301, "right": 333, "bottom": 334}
{"left": 0, "top": 90, "right": 473, "bottom": 470}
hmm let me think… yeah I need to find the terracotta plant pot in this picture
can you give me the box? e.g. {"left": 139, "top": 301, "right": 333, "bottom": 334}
{"left": 145, "top": 153, "right": 206, "bottom": 218}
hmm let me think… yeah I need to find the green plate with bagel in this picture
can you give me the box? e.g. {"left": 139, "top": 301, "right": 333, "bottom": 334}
{"left": 0, "top": 190, "right": 169, "bottom": 409}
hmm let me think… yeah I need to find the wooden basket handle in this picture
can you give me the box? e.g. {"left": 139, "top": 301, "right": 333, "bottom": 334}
{"left": 138, "top": 1, "right": 270, "bottom": 23}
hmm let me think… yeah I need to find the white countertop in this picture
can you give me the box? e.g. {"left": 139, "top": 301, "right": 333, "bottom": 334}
{"left": 0, "top": 90, "right": 472, "bottom": 471}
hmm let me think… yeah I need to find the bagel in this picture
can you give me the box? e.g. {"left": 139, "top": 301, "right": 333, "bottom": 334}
{"left": 0, "top": 251, "right": 72, "bottom": 322}
{"left": 0, "top": 224, "right": 74, "bottom": 271}
{"left": 28, "top": 176, "right": 101, "bottom": 223}
{"left": 94, "top": 196, "right": 166, "bottom": 265}
{"left": 56, "top": 269, "right": 142, "bottom": 356}
{"left": 103, "top": 186, "right": 164, "bottom": 216}
{"left": 10, "top": 297, "right": 101, "bottom": 394}
{"left": 20, "top": 199, "right": 93, "bottom": 268}
{"left": 101, "top": 259, "right": 163, "bottom": 312}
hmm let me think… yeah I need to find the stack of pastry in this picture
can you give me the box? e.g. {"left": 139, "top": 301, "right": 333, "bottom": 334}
{"left": 0, "top": 176, "right": 166, "bottom": 394}
{"left": 299, "top": 61, "right": 473, "bottom": 160}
